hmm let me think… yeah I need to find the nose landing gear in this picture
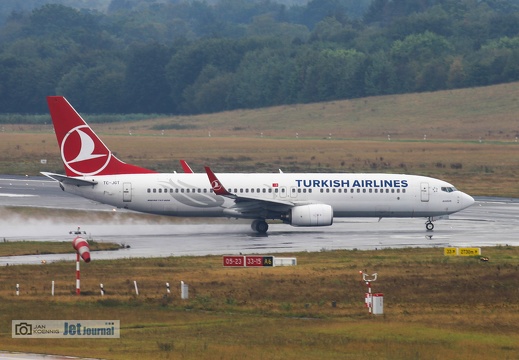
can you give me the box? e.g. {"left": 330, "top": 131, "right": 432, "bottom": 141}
{"left": 425, "top": 218, "right": 434, "bottom": 231}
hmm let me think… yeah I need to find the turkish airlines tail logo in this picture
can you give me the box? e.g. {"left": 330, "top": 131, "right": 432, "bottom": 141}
{"left": 61, "top": 125, "right": 111, "bottom": 176}
{"left": 47, "top": 96, "right": 156, "bottom": 177}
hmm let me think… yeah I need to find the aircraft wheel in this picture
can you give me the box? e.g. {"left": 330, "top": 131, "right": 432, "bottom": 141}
{"left": 426, "top": 221, "right": 434, "bottom": 231}
{"left": 251, "top": 219, "right": 269, "bottom": 233}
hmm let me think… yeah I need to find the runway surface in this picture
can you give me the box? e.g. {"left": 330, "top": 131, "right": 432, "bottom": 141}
{"left": 0, "top": 175, "right": 517, "bottom": 265}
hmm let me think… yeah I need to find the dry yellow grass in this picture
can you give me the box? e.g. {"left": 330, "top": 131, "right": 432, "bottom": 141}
{"left": 0, "top": 247, "right": 518, "bottom": 359}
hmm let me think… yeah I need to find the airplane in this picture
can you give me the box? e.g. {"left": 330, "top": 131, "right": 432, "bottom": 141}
{"left": 42, "top": 96, "right": 475, "bottom": 234}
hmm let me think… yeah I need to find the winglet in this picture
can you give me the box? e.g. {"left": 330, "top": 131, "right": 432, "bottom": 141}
{"left": 204, "top": 166, "right": 233, "bottom": 196}
{"left": 180, "top": 160, "right": 194, "bottom": 173}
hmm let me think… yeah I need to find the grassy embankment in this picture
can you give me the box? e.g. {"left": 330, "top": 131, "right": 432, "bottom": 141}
{"left": 0, "top": 247, "right": 518, "bottom": 359}
{"left": 1, "top": 82, "right": 519, "bottom": 197}
{"left": 0, "top": 240, "right": 122, "bottom": 257}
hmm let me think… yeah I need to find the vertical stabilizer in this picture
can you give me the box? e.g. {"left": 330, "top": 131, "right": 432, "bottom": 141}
{"left": 47, "top": 96, "right": 156, "bottom": 176}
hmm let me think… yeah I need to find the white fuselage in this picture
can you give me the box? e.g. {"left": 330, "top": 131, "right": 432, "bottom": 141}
{"left": 62, "top": 172, "right": 474, "bottom": 220}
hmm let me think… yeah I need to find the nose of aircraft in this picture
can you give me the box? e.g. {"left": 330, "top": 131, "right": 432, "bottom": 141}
{"left": 459, "top": 192, "right": 475, "bottom": 210}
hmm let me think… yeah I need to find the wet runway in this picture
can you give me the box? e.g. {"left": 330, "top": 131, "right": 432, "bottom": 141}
{"left": 1, "top": 175, "right": 518, "bottom": 265}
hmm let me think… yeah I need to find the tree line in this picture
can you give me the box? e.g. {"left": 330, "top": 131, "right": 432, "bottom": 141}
{"left": 1, "top": 0, "right": 519, "bottom": 116}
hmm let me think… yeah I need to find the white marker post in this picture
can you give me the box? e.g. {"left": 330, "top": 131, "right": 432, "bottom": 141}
{"left": 51, "top": 281, "right": 55, "bottom": 296}
{"left": 166, "top": 282, "right": 171, "bottom": 294}
{"left": 181, "top": 281, "right": 188, "bottom": 300}
{"left": 16, "top": 283, "right": 19, "bottom": 296}
{"left": 134, "top": 281, "right": 139, "bottom": 295}
{"left": 100, "top": 284, "right": 105, "bottom": 296}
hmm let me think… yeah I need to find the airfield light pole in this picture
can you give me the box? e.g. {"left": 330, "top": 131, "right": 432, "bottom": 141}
{"left": 359, "top": 271, "right": 378, "bottom": 314}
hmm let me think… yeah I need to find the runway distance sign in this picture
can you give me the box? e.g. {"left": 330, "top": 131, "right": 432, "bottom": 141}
{"left": 223, "top": 255, "right": 274, "bottom": 267}
{"left": 444, "top": 247, "right": 481, "bottom": 256}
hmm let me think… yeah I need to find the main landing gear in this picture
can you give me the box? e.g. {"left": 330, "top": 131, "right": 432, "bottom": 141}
{"left": 425, "top": 218, "right": 434, "bottom": 231}
{"left": 251, "top": 219, "right": 269, "bottom": 234}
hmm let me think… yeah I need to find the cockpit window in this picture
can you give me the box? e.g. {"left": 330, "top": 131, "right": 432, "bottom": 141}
{"left": 441, "top": 186, "right": 457, "bottom": 193}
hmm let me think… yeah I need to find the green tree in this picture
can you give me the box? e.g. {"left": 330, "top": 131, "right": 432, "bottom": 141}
{"left": 182, "top": 66, "right": 234, "bottom": 114}
{"left": 123, "top": 43, "right": 173, "bottom": 113}
{"left": 390, "top": 31, "right": 453, "bottom": 92}
{"left": 229, "top": 47, "right": 294, "bottom": 109}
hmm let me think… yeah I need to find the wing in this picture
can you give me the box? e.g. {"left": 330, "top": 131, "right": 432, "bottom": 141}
{"left": 204, "top": 166, "right": 300, "bottom": 219}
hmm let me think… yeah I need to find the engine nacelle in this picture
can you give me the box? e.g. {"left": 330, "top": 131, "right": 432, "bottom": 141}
{"left": 289, "top": 204, "right": 333, "bottom": 227}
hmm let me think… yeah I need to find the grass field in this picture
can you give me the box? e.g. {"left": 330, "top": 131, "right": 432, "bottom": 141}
{"left": 0, "top": 247, "right": 518, "bottom": 359}
{"left": 1, "top": 83, "right": 519, "bottom": 196}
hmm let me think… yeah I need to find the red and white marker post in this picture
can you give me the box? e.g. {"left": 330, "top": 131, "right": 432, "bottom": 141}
{"left": 359, "top": 271, "right": 378, "bottom": 314}
{"left": 72, "top": 236, "right": 91, "bottom": 295}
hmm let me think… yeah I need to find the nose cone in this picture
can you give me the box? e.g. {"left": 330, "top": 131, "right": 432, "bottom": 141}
{"left": 460, "top": 192, "right": 475, "bottom": 210}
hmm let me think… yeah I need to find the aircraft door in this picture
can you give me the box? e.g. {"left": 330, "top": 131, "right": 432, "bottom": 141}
{"left": 420, "top": 182, "right": 429, "bottom": 202}
{"left": 123, "top": 182, "right": 132, "bottom": 202}
{"left": 290, "top": 186, "right": 298, "bottom": 198}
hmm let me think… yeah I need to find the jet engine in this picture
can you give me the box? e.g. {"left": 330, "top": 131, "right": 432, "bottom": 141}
{"left": 289, "top": 204, "right": 333, "bottom": 226}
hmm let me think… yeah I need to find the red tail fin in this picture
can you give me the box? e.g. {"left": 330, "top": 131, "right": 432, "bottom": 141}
{"left": 47, "top": 96, "right": 156, "bottom": 176}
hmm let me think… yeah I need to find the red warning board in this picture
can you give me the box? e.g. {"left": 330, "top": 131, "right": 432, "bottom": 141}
{"left": 223, "top": 256, "right": 244, "bottom": 267}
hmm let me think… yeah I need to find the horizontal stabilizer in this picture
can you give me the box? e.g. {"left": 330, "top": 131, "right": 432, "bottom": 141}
{"left": 41, "top": 172, "right": 98, "bottom": 186}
